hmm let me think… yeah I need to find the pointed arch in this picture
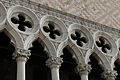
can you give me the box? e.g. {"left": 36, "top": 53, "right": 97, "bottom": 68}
{"left": 1, "top": 28, "right": 24, "bottom": 48}
{"left": 57, "top": 40, "right": 85, "bottom": 64}
{"left": 88, "top": 53, "right": 104, "bottom": 80}
{"left": 85, "top": 50, "right": 112, "bottom": 70}
{"left": 24, "top": 32, "right": 56, "bottom": 57}
{"left": 59, "top": 45, "right": 81, "bottom": 80}
{"left": 26, "top": 38, "right": 51, "bottom": 80}
{"left": 113, "top": 58, "right": 120, "bottom": 80}
{"left": 0, "top": 30, "right": 16, "bottom": 80}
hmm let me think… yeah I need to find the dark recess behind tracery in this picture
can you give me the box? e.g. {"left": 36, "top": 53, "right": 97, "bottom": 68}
{"left": 88, "top": 54, "right": 104, "bottom": 80}
{"left": 60, "top": 46, "right": 81, "bottom": 80}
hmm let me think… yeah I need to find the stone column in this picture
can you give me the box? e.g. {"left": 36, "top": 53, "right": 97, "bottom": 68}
{"left": 13, "top": 48, "right": 31, "bottom": 80}
{"left": 76, "top": 64, "right": 91, "bottom": 80}
{"left": 102, "top": 70, "right": 117, "bottom": 80}
{"left": 46, "top": 57, "right": 63, "bottom": 80}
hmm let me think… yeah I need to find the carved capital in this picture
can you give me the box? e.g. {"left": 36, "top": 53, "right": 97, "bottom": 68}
{"left": 76, "top": 64, "right": 91, "bottom": 75}
{"left": 13, "top": 48, "right": 31, "bottom": 62}
{"left": 102, "top": 70, "right": 117, "bottom": 80}
{"left": 46, "top": 57, "right": 63, "bottom": 68}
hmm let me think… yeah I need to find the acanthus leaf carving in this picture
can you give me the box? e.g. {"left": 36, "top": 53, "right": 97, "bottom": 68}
{"left": 46, "top": 57, "right": 63, "bottom": 68}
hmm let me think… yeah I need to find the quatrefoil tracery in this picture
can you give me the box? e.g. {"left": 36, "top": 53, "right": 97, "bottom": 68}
{"left": 43, "top": 22, "right": 61, "bottom": 39}
{"left": 11, "top": 13, "right": 32, "bottom": 32}
{"left": 71, "top": 31, "right": 88, "bottom": 47}
{"left": 96, "top": 37, "right": 111, "bottom": 53}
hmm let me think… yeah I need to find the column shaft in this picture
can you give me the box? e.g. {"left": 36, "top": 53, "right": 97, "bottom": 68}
{"left": 76, "top": 64, "right": 91, "bottom": 80}
{"left": 17, "top": 59, "right": 26, "bottom": 80}
{"left": 51, "top": 67, "right": 60, "bottom": 80}
{"left": 81, "top": 74, "right": 88, "bottom": 80}
{"left": 13, "top": 48, "right": 31, "bottom": 80}
{"left": 46, "top": 57, "right": 63, "bottom": 80}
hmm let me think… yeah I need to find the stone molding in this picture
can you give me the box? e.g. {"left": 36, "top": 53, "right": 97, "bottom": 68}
{"left": 46, "top": 57, "right": 63, "bottom": 68}
{"left": 1, "top": 0, "right": 120, "bottom": 37}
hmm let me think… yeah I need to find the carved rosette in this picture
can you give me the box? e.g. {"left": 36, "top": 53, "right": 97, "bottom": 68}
{"left": 102, "top": 70, "right": 117, "bottom": 80}
{"left": 76, "top": 64, "right": 91, "bottom": 75}
{"left": 13, "top": 48, "right": 31, "bottom": 62}
{"left": 46, "top": 57, "right": 63, "bottom": 68}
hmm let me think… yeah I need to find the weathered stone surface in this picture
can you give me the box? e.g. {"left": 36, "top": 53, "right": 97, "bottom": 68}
{"left": 31, "top": 0, "right": 120, "bottom": 28}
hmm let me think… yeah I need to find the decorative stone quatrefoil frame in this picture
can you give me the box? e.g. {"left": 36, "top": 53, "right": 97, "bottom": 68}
{"left": 40, "top": 15, "right": 68, "bottom": 42}
{"left": 7, "top": 6, "right": 39, "bottom": 34}
{"left": 94, "top": 31, "right": 117, "bottom": 56}
{"left": 68, "top": 24, "right": 94, "bottom": 50}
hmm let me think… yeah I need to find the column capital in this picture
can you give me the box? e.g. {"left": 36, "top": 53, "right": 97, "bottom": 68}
{"left": 46, "top": 57, "right": 63, "bottom": 68}
{"left": 13, "top": 48, "right": 31, "bottom": 62}
{"left": 102, "top": 70, "right": 117, "bottom": 80}
{"left": 76, "top": 63, "right": 91, "bottom": 75}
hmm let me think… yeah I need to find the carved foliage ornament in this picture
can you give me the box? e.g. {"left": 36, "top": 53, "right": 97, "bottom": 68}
{"left": 102, "top": 70, "right": 117, "bottom": 80}
{"left": 13, "top": 48, "right": 31, "bottom": 60}
{"left": 76, "top": 64, "right": 91, "bottom": 75}
{"left": 46, "top": 57, "right": 63, "bottom": 68}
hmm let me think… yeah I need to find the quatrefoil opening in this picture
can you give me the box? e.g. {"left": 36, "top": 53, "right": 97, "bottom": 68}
{"left": 96, "top": 37, "right": 111, "bottom": 53}
{"left": 40, "top": 15, "right": 68, "bottom": 42}
{"left": 43, "top": 22, "right": 61, "bottom": 39}
{"left": 7, "top": 6, "right": 39, "bottom": 34}
{"left": 11, "top": 13, "right": 32, "bottom": 32}
{"left": 71, "top": 31, "right": 88, "bottom": 47}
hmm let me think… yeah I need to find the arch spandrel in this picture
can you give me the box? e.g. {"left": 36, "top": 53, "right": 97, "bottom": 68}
{"left": 3, "top": 28, "right": 24, "bottom": 48}
{"left": 85, "top": 48, "right": 112, "bottom": 70}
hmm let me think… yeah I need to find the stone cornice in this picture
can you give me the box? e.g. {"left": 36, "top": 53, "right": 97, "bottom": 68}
{"left": 1, "top": 0, "right": 120, "bottom": 38}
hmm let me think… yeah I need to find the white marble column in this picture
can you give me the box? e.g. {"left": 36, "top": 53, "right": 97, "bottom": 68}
{"left": 46, "top": 57, "right": 63, "bottom": 80}
{"left": 13, "top": 48, "right": 31, "bottom": 80}
{"left": 102, "top": 70, "right": 117, "bottom": 80}
{"left": 76, "top": 64, "right": 91, "bottom": 80}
